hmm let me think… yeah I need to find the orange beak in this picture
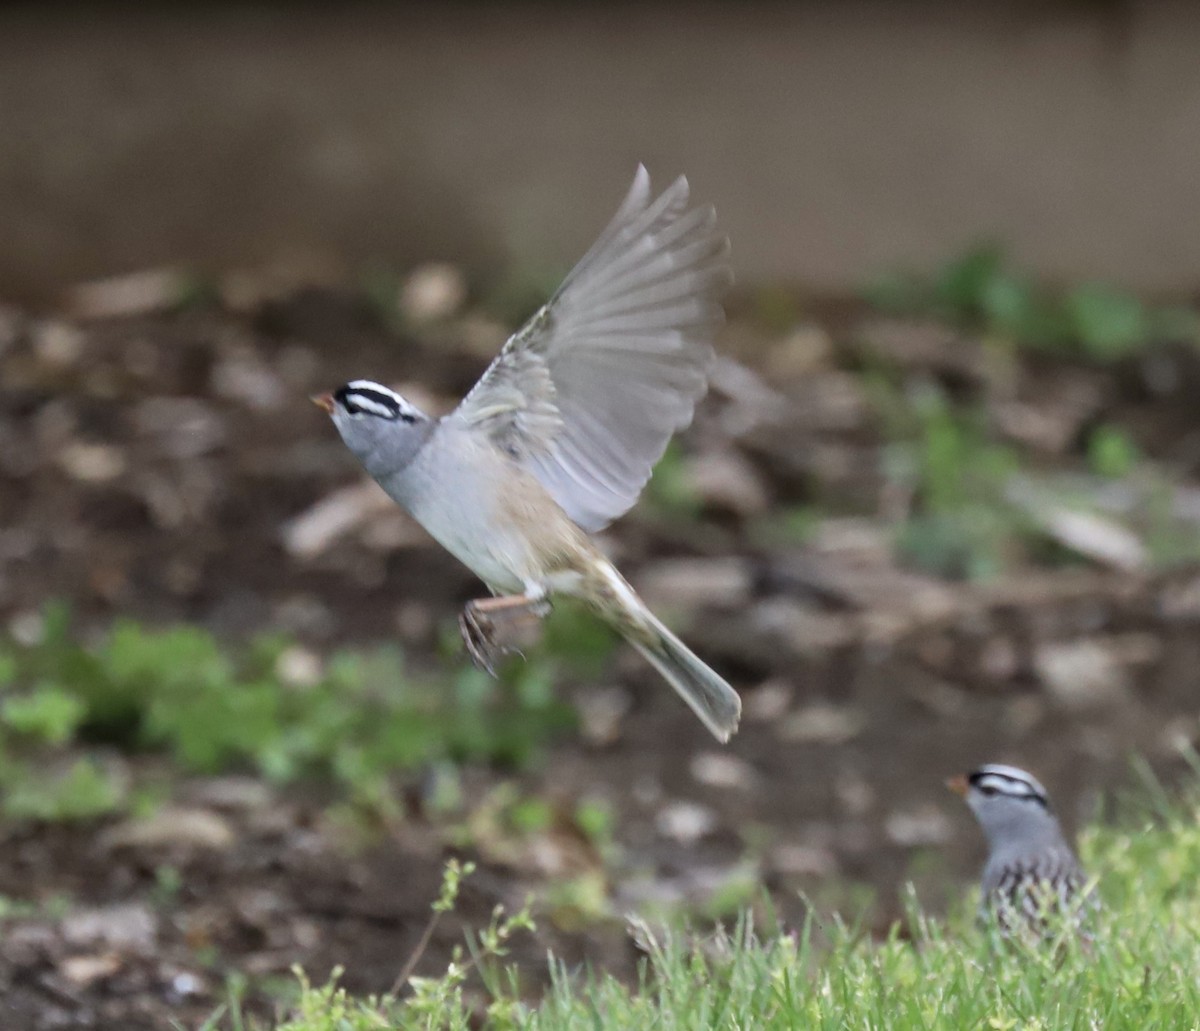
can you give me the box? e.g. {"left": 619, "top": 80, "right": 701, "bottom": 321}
{"left": 310, "top": 392, "right": 335, "bottom": 414}
{"left": 945, "top": 774, "right": 970, "bottom": 798}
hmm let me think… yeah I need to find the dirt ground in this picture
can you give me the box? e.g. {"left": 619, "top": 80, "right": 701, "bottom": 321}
{"left": 2, "top": 281, "right": 1200, "bottom": 1028}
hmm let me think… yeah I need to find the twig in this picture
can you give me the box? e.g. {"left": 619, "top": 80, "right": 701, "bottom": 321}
{"left": 389, "top": 904, "right": 446, "bottom": 997}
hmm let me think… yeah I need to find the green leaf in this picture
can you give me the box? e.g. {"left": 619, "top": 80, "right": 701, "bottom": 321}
{"left": 1, "top": 685, "right": 87, "bottom": 745}
{"left": 508, "top": 796, "right": 553, "bottom": 835}
{"left": 3, "top": 757, "right": 124, "bottom": 821}
{"left": 978, "top": 273, "right": 1036, "bottom": 335}
{"left": 1066, "top": 283, "right": 1149, "bottom": 361}
{"left": 0, "top": 652, "right": 16, "bottom": 688}
{"left": 933, "top": 244, "right": 1004, "bottom": 316}
{"left": 1088, "top": 424, "right": 1140, "bottom": 479}
{"left": 574, "top": 798, "right": 615, "bottom": 847}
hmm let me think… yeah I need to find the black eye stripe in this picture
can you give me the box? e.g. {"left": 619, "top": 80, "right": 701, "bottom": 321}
{"left": 335, "top": 386, "right": 416, "bottom": 422}
{"left": 969, "top": 770, "right": 1048, "bottom": 807}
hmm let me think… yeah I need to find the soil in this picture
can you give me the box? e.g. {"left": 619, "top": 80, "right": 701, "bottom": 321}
{"left": 2, "top": 284, "right": 1200, "bottom": 1029}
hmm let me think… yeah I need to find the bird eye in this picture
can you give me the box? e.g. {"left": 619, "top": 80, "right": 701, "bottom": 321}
{"left": 979, "top": 785, "right": 998, "bottom": 796}
{"left": 336, "top": 387, "right": 400, "bottom": 420}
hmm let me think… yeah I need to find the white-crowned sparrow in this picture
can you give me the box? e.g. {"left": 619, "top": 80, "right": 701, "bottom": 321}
{"left": 948, "top": 763, "right": 1094, "bottom": 935}
{"left": 313, "top": 167, "right": 741, "bottom": 741}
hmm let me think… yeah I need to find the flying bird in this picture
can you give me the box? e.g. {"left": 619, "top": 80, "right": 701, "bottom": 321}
{"left": 314, "top": 167, "right": 742, "bottom": 741}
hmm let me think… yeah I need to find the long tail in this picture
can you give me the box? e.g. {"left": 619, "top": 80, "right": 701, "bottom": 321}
{"left": 628, "top": 611, "right": 742, "bottom": 742}
{"left": 584, "top": 559, "right": 742, "bottom": 741}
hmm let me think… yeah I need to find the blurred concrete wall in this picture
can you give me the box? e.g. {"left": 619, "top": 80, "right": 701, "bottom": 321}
{"left": 3, "top": 2, "right": 1200, "bottom": 302}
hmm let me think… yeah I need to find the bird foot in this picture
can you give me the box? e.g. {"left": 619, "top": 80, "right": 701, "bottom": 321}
{"left": 459, "top": 604, "right": 503, "bottom": 676}
{"left": 458, "top": 595, "right": 550, "bottom": 676}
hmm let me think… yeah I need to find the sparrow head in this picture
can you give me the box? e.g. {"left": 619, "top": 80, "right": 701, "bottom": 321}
{"left": 313, "top": 380, "right": 433, "bottom": 477}
{"left": 948, "top": 763, "right": 1063, "bottom": 852}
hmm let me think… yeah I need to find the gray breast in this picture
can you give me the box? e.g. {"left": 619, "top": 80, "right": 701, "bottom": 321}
{"left": 982, "top": 847, "right": 1093, "bottom": 934}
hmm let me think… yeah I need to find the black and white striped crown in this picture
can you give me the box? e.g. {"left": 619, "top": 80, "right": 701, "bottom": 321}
{"left": 968, "top": 764, "right": 1050, "bottom": 807}
{"left": 334, "top": 380, "right": 421, "bottom": 422}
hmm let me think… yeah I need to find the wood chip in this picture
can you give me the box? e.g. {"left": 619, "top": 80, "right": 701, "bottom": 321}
{"left": 66, "top": 268, "right": 186, "bottom": 319}
{"left": 282, "top": 481, "right": 400, "bottom": 559}
{"left": 59, "top": 953, "right": 121, "bottom": 986}
{"left": 100, "top": 808, "right": 236, "bottom": 852}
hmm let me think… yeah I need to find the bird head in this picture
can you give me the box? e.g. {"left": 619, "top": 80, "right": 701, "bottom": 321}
{"left": 947, "top": 763, "right": 1064, "bottom": 852}
{"left": 312, "top": 380, "right": 433, "bottom": 478}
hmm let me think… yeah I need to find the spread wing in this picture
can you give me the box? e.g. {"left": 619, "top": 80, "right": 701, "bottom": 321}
{"left": 449, "top": 166, "right": 730, "bottom": 532}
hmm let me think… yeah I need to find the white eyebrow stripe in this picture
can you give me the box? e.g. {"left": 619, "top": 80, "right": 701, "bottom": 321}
{"left": 977, "top": 774, "right": 1038, "bottom": 795}
{"left": 974, "top": 775, "right": 1048, "bottom": 807}
{"left": 341, "top": 380, "right": 425, "bottom": 420}
{"left": 346, "top": 393, "right": 398, "bottom": 418}
{"left": 348, "top": 379, "right": 401, "bottom": 398}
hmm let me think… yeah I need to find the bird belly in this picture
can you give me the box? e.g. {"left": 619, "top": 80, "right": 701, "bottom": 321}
{"left": 380, "top": 450, "right": 530, "bottom": 595}
{"left": 382, "top": 430, "right": 592, "bottom": 598}
{"left": 411, "top": 492, "right": 529, "bottom": 595}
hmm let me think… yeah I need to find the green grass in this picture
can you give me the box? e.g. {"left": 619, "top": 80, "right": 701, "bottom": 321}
{"left": 209, "top": 774, "right": 1200, "bottom": 1029}
{"left": 0, "top": 604, "right": 577, "bottom": 822}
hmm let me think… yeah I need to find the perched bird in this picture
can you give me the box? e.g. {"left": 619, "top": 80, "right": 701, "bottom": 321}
{"left": 313, "top": 167, "right": 742, "bottom": 741}
{"left": 948, "top": 764, "right": 1094, "bottom": 935}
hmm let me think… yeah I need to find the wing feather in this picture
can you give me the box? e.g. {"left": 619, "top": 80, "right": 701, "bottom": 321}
{"left": 451, "top": 166, "right": 730, "bottom": 531}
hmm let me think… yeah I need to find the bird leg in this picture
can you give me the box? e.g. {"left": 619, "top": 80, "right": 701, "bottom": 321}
{"left": 459, "top": 593, "right": 551, "bottom": 676}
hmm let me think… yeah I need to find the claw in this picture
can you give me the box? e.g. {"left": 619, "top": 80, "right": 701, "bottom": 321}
{"left": 457, "top": 595, "right": 549, "bottom": 675}
{"left": 459, "top": 603, "right": 502, "bottom": 677}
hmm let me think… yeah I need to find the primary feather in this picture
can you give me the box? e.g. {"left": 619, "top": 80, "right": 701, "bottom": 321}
{"left": 451, "top": 165, "right": 731, "bottom": 531}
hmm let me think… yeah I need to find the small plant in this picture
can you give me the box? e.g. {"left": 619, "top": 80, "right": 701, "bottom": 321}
{"left": 223, "top": 859, "right": 538, "bottom": 1031}
{"left": 1087, "top": 423, "right": 1140, "bottom": 479}
{"left": 641, "top": 441, "right": 703, "bottom": 522}
{"left": 1, "top": 757, "right": 126, "bottom": 821}
{"left": 573, "top": 797, "right": 616, "bottom": 855}
{"left": 866, "top": 245, "right": 1198, "bottom": 362}
{"left": 0, "top": 604, "right": 576, "bottom": 822}
{"left": 873, "top": 378, "right": 1026, "bottom": 579}
{"left": 266, "top": 775, "right": 1200, "bottom": 1029}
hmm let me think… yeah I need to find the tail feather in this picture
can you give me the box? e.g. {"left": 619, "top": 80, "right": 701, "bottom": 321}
{"left": 585, "top": 558, "right": 741, "bottom": 741}
{"left": 628, "top": 611, "right": 742, "bottom": 742}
